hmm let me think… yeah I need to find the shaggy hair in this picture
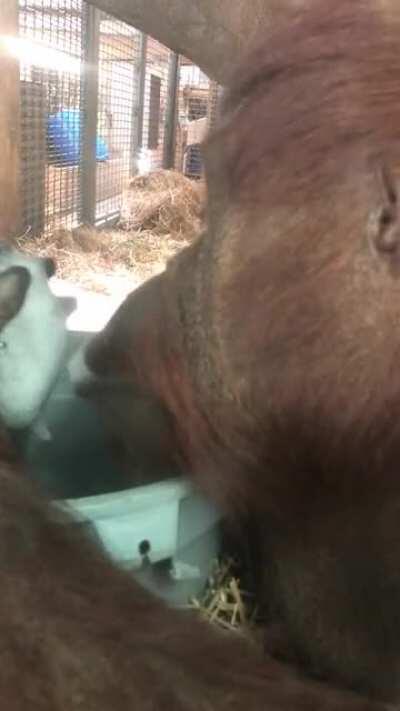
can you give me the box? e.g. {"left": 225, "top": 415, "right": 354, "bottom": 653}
{"left": 83, "top": 0, "right": 400, "bottom": 702}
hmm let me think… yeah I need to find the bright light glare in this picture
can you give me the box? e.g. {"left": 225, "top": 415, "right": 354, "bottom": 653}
{"left": 0, "top": 35, "right": 81, "bottom": 74}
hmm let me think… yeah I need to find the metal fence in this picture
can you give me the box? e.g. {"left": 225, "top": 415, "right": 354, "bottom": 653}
{"left": 19, "top": 0, "right": 84, "bottom": 234}
{"left": 15, "top": 0, "right": 220, "bottom": 236}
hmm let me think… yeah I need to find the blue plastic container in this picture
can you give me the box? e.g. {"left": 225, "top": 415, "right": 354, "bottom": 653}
{"left": 47, "top": 110, "right": 109, "bottom": 166}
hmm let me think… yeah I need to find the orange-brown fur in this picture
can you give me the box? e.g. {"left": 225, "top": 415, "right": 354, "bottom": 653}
{"left": 83, "top": 0, "right": 400, "bottom": 704}
{"left": 0, "top": 432, "right": 394, "bottom": 710}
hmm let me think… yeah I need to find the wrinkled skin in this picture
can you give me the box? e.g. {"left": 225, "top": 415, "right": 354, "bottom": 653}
{"left": 77, "top": 0, "right": 400, "bottom": 705}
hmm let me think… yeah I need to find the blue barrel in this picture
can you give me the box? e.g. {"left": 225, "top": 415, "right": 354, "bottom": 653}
{"left": 47, "top": 109, "right": 109, "bottom": 166}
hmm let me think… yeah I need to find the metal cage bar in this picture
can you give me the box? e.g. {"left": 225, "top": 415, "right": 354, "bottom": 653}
{"left": 80, "top": 3, "right": 100, "bottom": 226}
{"left": 17, "top": 0, "right": 220, "bottom": 237}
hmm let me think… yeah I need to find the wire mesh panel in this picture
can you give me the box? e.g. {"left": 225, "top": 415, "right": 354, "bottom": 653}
{"left": 175, "top": 59, "right": 219, "bottom": 180}
{"left": 95, "top": 16, "right": 141, "bottom": 224}
{"left": 19, "top": 0, "right": 83, "bottom": 234}
{"left": 18, "top": 2, "right": 218, "bottom": 236}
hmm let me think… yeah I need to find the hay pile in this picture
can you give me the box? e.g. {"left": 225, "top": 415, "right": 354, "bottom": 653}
{"left": 17, "top": 170, "right": 205, "bottom": 294}
{"left": 120, "top": 170, "right": 205, "bottom": 239}
{"left": 17, "top": 226, "right": 189, "bottom": 293}
{"left": 189, "top": 558, "right": 261, "bottom": 645}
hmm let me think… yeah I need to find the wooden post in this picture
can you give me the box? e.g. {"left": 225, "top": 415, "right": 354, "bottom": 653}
{"left": 0, "top": 0, "right": 21, "bottom": 240}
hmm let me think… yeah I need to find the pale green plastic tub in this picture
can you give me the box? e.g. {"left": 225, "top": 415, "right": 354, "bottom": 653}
{"left": 16, "top": 330, "right": 221, "bottom": 605}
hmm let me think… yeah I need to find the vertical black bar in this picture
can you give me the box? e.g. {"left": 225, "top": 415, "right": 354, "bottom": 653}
{"left": 163, "top": 52, "right": 179, "bottom": 169}
{"left": 80, "top": 4, "right": 100, "bottom": 225}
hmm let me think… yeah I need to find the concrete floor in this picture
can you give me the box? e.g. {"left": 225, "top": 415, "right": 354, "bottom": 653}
{"left": 50, "top": 276, "right": 133, "bottom": 332}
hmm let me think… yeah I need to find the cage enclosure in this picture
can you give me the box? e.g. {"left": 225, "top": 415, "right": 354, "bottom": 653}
{"left": 13, "top": 328, "right": 221, "bottom": 607}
